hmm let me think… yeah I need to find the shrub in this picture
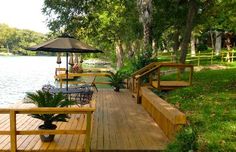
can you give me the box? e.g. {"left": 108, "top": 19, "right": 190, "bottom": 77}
{"left": 197, "top": 43, "right": 208, "bottom": 52}
{"left": 166, "top": 126, "right": 198, "bottom": 152}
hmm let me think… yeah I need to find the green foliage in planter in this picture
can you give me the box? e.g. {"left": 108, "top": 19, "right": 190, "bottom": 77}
{"left": 108, "top": 71, "right": 126, "bottom": 90}
{"left": 25, "top": 90, "right": 75, "bottom": 127}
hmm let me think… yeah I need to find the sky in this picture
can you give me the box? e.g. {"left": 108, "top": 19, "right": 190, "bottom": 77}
{"left": 0, "top": 0, "right": 49, "bottom": 34}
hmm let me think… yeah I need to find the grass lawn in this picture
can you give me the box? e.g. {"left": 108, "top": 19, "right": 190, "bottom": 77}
{"left": 162, "top": 68, "right": 236, "bottom": 152}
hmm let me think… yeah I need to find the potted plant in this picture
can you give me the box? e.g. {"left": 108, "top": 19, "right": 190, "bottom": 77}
{"left": 108, "top": 71, "right": 126, "bottom": 92}
{"left": 25, "top": 90, "right": 75, "bottom": 142}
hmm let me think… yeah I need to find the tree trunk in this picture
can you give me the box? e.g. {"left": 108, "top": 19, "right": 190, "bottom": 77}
{"left": 152, "top": 39, "right": 157, "bottom": 58}
{"left": 143, "top": 22, "right": 152, "bottom": 50}
{"left": 131, "top": 41, "right": 137, "bottom": 57}
{"left": 179, "top": 0, "right": 198, "bottom": 64}
{"left": 173, "top": 28, "right": 180, "bottom": 63}
{"left": 215, "top": 31, "right": 222, "bottom": 55}
{"left": 210, "top": 30, "right": 215, "bottom": 51}
{"left": 126, "top": 42, "right": 134, "bottom": 58}
{"left": 191, "top": 33, "right": 196, "bottom": 57}
{"left": 6, "top": 43, "right": 10, "bottom": 54}
{"left": 138, "top": 0, "right": 152, "bottom": 51}
{"left": 225, "top": 33, "right": 233, "bottom": 62}
{"left": 115, "top": 40, "right": 124, "bottom": 69}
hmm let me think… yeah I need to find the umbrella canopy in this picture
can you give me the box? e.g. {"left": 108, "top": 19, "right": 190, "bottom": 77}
{"left": 27, "top": 37, "right": 103, "bottom": 53}
{"left": 27, "top": 36, "right": 103, "bottom": 90}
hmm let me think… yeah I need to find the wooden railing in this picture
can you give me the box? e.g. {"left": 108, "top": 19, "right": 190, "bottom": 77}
{"left": 55, "top": 67, "right": 114, "bottom": 76}
{"left": 131, "top": 62, "right": 158, "bottom": 77}
{"left": 131, "top": 62, "right": 159, "bottom": 93}
{"left": 132, "top": 63, "right": 193, "bottom": 103}
{"left": 221, "top": 50, "right": 236, "bottom": 62}
{"left": 83, "top": 67, "right": 115, "bottom": 73}
{"left": 0, "top": 101, "right": 96, "bottom": 152}
{"left": 186, "top": 51, "right": 214, "bottom": 66}
{"left": 55, "top": 67, "right": 66, "bottom": 76}
{"left": 56, "top": 73, "right": 112, "bottom": 88}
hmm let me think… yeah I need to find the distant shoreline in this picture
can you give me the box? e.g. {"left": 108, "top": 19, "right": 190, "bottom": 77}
{"left": 0, "top": 53, "right": 56, "bottom": 57}
{"left": 0, "top": 52, "right": 14, "bottom": 56}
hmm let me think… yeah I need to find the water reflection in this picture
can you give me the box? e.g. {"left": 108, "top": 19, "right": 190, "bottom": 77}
{"left": 0, "top": 56, "right": 57, "bottom": 107}
{"left": 0, "top": 56, "right": 112, "bottom": 107}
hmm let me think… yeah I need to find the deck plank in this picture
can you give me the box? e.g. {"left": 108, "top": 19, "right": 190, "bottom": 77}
{"left": 91, "top": 89, "right": 169, "bottom": 151}
{"left": 0, "top": 89, "right": 169, "bottom": 151}
{"left": 68, "top": 115, "right": 84, "bottom": 150}
{"left": 1, "top": 115, "right": 29, "bottom": 149}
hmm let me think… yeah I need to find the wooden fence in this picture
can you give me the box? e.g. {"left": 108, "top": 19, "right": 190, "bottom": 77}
{"left": 221, "top": 50, "right": 236, "bottom": 62}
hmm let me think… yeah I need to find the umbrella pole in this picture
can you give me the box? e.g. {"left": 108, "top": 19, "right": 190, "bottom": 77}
{"left": 66, "top": 52, "right": 69, "bottom": 91}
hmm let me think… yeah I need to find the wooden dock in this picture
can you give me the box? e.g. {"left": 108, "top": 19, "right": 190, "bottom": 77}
{"left": 0, "top": 89, "right": 169, "bottom": 151}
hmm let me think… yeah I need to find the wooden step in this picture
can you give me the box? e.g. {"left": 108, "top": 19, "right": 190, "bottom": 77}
{"left": 152, "top": 81, "right": 190, "bottom": 90}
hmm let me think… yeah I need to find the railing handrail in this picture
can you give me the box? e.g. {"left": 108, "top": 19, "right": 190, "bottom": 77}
{"left": 131, "top": 62, "right": 194, "bottom": 103}
{"left": 135, "top": 63, "right": 193, "bottom": 80}
{"left": 0, "top": 101, "right": 96, "bottom": 152}
{"left": 56, "top": 72, "right": 112, "bottom": 88}
{"left": 0, "top": 107, "right": 95, "bottom": 114}
{"left": 135, "top": 64, "right": 161, "bottom": 79}
{"left": 131, "top": 62, "right": 158, "bottom": 77}
{"left": 58, "top": 72, "right": 112, "bottom": 77}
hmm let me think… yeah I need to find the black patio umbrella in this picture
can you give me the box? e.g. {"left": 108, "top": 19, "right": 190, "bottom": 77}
{"left": 27, "top": 36, "right": 103, "bottom": 90}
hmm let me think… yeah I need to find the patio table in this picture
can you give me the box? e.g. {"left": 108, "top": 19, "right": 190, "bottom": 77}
{"left": 49, "top": 85, "right": 93, "bottom": 105}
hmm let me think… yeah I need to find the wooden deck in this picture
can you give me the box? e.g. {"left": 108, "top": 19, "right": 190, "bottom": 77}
{"left": 91, "top": 89, "right": 169, "bottom": 151}
{"left": 0, "top": 89, "right": 169, "bottom": 151}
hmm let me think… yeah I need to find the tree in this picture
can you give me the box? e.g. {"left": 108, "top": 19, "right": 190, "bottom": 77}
{"left": 0, "top": 24, "right": 45, "bottom": 55}
{"left": 43, "top": 0, "right": 141, "bottom": 69}
{"left": 138, "top": 0, "right": 153, "bottom": 51}
{"left": 179, "top": 0, "right": 198, "bottom": 64}
{"left": 152, "top": 0, "right": 188, "bottom": 60}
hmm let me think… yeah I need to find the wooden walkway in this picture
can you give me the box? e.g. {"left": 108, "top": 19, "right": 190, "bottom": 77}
{"left": 91, "top": 89, "right": 169, "bottom": 151}
{"left": 0, "top": 89, "right": 169, "bottom": 151}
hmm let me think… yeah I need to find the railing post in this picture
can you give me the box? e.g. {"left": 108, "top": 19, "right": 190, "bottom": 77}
{"left": 221, "top": 52, "right": 224, "bottom": 62}
{"left": 176, "top": 67, "right": 180, "bottom": 81}
{"left": 136, "top": 78, "right": 142, "bottom": 104}
{"left": 211, "top": 51, "right": 213, "bottom": 64}
{"left": 85, "top": 111, "right": 92, "bottom": 152}
{"left": 198, "top": 51, "right": 200, "bottom": 66}
{"left": 157, "top": 68, "right": 161, "bottom": 90}
{"left": 10, "top": 110, "right": 17, "bottom": 152}
{"left": 149, "top": 73, "right": 152, "bottom": 86}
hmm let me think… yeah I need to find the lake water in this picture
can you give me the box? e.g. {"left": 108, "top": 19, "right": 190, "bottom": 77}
{"left": 0, "top": 56, "right": 66, "bottom": 107}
